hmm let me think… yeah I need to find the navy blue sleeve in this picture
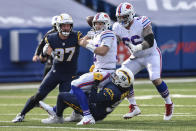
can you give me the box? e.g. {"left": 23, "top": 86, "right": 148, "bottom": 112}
{"left": 89, "top": 86, "right": 118, "bottom": 103}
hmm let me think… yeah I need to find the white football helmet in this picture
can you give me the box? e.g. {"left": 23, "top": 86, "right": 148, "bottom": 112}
{"left": 116, "top": 2, "right": 135, "bottom": 27}
{"left": 111, "top": 67, "right": 134, "bottom": 88}
{"left": 51, "top": 15, "right": 59, "bottom": 26}
{"left": 92, "top": 12, "right": 111, "bottom": 32}
{"left": 56, "top": 13, "right": 73, "bottom": 36}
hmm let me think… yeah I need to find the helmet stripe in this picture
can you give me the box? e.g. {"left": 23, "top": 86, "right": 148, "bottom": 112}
{"left": 118, "top": 3, "right": 123, "bottom": 15}
{"left": 96, "top": 13, "right": 100, "bottom": 20}
{"left": 119, "top": 70, "right": 131, "bottom": 84}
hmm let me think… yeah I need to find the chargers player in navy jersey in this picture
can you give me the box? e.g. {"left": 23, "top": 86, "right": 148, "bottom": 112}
{"left": 40, "top": 67, "right": 134, "bottom": 125}
{"left": 32, "top": 15, "right": 58, "bottom": 77}
{"left": 12, "top": 13, "right": 82, "bottom": 123}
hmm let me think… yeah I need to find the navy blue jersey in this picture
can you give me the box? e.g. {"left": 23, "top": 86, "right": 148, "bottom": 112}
{"left": 88, "top": 82, "right": 130, "bottom": 121}
{"left": 45, "top": 31, "right": 82, "bottom": 74}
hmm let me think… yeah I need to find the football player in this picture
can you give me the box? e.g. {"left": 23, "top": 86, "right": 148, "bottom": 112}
{"left": 12, "top": 13, "right": 83, "bottom": 123}
{"left": 70, "top": 12, "right": 117, "bottom": 125}
{"left": 40, "top": 67, "right": 134, "bottom": 125}
{"left": 112, "top": 2, "right": 174, "bottom": 120}
{"left": 32, "top": 15, "right": 58, "bottom": 76}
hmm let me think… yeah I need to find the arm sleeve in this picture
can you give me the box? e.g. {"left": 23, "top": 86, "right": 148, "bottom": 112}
{"left": 34, "top": 37, "right": 47, "bottom": 56}
{"left": 34, "top": 29, "right": 55, "bottom": 55}
{"left": 100, "top": 31, "right": 115, "bottom": 48}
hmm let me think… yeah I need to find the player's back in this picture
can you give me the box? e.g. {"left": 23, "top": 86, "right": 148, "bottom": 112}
{"left": 113, "top": 16, "right": 157, "bottom": 57}
{"left": 89, "top": 82, "right": 130, "bottom": 121}
{"left": 46, "top": 31, "right": 80, "bottom": 74}
{"left": 92, "top": 30, "right": 117, "bottom": 70}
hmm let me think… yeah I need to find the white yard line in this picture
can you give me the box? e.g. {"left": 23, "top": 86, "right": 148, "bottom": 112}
{"left": 0, "top": 78, "right": 195, "bottom": 90}
{"left": 0, "top": 126, "right": 143, "bottom": 131}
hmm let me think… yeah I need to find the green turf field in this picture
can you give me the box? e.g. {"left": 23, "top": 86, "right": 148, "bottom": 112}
{"left": 0, "top": 82, "right": 196, "bottom": 131}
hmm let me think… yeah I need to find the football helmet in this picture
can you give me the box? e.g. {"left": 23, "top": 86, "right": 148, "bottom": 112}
{"left": 116, "top": 2, "right": 135, "bottom": 27}
{"left": 92, "top": 12, "right": 111, "bottom": 32}
{"left": 51, "top": 15, "right": 59, "bottom": 31}
{"left": 56, "top": 13, "right": 73, "bottom": 36}
{"left": 111, "top": 67, "right": 134, "bottom": 88}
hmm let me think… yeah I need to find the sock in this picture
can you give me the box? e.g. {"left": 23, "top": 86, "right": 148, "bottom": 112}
{"left": 56, "top": 93, "right": 66, "bottom": 117}
{"left": 53, "top": 106, "right": 56, "bottom": 113}
{"left": 127, "top": 85, "right": 137, "bottom": 105}
{"left": 21, "top": 97, "right": 37, "bottom": 115}
{"left": 155, "top": 81, "right": 172, "bottom": 104}
{"left": 71, "top": 85, "right": 91, "bottom": 116}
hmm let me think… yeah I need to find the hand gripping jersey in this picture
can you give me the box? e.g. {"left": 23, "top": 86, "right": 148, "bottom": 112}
{"left": 91, "top": 30, "right": 117, "bottom": 71}
{"left": 113, "top": 16, "right": 157, "bottom": 58}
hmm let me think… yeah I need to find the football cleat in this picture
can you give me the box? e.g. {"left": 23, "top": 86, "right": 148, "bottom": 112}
{"left": 164, "top": 103, "right": 174, "bottom": 120}
{"left": 39, "top": 101, "right": 56, "bottom": 116}
{"left": 41, "top": 116, "right": 64, "bottom": 124}
{"left": 64, "top": 111, "right": 82, "bottom": 122}
{"left": 123, "top": 104, "right": 141, "bottom": 119}
{"left": 12, "top": 113, "right": 25, "bottom": 123}
{"left": 76, "top": 115, "right": 95, "bottom": 125}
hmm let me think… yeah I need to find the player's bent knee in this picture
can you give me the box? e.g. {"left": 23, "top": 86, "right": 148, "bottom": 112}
{"left": 71, "top": 80, "right": 79, "bottom": 87}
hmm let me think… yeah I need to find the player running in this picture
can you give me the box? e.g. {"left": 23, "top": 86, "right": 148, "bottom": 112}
{"left": 12, "top": 13, "right": 82, "bottom": 123}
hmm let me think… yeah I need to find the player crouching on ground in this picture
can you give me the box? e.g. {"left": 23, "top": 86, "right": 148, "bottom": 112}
{"left": 40, "top": 67, "right": 134, "bottom": 125}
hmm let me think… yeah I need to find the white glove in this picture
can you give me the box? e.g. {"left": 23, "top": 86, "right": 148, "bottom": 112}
{"left": 125, "top": 41, "right": 142, "bottom": 53}
{"left": 43, "top": 43, "right": 49, "bottom": 55}
{"left": 87, "top": 29, "right": 96, "bottom": 39}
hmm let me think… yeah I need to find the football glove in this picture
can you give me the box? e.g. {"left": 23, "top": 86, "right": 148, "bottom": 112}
{"left": 125, "top": 41, "right": 142, "bottom": 53}
{"left": 89, "top": 65, "right": 95, "bottom": 72}
{"left": 87, "top": 29, "right": 96, "bottom": 39}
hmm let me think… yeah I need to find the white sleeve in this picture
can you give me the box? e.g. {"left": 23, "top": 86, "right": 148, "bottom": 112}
{"left": 112, "top": 22, "right": 121, "bottom": 36}
{"left": 101, "top": 36, "right": 114, "bottom": 48}
{"left": 140, "top": 16, "right": 151, "bottom": 29}
{"left": 100, "top": 31, "right": 115, "bottom": 48}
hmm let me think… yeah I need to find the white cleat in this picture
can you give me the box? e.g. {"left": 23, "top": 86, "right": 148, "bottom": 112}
{"left": 41, "top": 116, "right": 64, "bottom": 124}
{"left": 64, "top": 111, "right": 82, "bottom": 122}
{"left": 164, "top": 103, "right": 174, "bottom": 120}
{"left": 76, "top": 115, "right": 95, "bottom": 125}
{"left": 123, "top": 104, "right": 141, "bottom": 119}
{"left": 12, "top": 113, "right": 25, "bottom": 123}
{"left": 39, "top": 101, "right": 56, "bottom": 116}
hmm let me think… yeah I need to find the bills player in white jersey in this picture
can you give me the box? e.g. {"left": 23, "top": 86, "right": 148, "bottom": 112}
{"left": 113, "top": 2, "right": 174, "bottom": 121}
{"left": 70, "top": 12, "right": 117, "bottom": 125}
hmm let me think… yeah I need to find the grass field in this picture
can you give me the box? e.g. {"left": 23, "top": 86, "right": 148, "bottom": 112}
{"left": 0, "top": 81, "right": 196, "bottom": 131}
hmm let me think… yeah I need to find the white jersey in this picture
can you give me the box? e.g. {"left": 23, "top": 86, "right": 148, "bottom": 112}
{"left": 90, "top": 30, "right": 117, "bottom": 70}
{"left": 113, "top": 16, "right": 157, "bottom": 58}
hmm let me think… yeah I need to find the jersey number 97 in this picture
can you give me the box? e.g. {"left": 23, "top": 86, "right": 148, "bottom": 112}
{"left": 54, "top": 47, "right": 75, "bottom": 62}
